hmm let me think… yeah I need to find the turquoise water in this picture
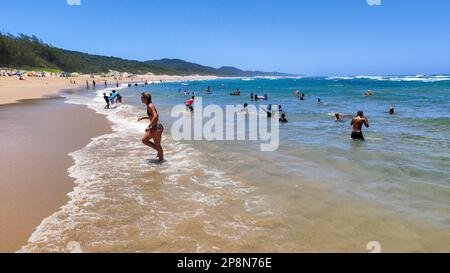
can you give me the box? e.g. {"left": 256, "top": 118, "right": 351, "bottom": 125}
{"left": 123, "top": 76, "right": 450, "bottom": 226}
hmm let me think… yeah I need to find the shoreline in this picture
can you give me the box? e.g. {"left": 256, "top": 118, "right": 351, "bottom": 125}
{"left": 0, "top": 95, "right": 113, "bottom": 252}
{"left": 0, "top": 74, "right": 219, "bottom": 252}
{"left": 0, "top": 74, "right": 219, "bottom": 106}
{"left": 2, "top": 76, "right": 449, "bottom": 253}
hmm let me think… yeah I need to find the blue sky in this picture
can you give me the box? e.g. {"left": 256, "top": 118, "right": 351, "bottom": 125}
{"left": 0, "top": 0, "right": 449, "bottom": 75}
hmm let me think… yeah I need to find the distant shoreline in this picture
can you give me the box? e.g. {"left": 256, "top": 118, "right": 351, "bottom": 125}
{"left": 0, "top": 74, "right": 219, "bottom": 106}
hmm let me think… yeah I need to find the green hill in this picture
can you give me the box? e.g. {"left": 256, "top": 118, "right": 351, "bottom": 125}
{"left": 0, "top": 33, "right": 293, "bottom": 77}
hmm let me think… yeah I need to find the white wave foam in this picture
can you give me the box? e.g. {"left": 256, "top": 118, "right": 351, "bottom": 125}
{"left": 19, "top": 85, "right": 272, "bottom": 252}
{"left": 327, "top": 75, "right": 450, "bottom": 82}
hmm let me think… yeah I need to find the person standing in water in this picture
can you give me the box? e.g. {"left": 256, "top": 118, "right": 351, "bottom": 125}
{"left": 93, "top": 80, "right": 96, "bottom": 90}
{"left": 389, "top": 107, "right": 395, "bottom": 115}
{"left": 350, "top": 111, "right": 369, "bottom": 141}
{"left": 103, "top": 93, "right": 110, "bottom": 109}
{"left": 138, "top": 93, "right": 164, "bottom": 162}
{"left": 185, "top": 96, "right": 195, "bottom": 112}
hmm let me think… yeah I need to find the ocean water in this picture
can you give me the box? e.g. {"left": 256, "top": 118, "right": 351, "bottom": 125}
{"left": 20, "top": 76, "right": 450, "bottom": 252}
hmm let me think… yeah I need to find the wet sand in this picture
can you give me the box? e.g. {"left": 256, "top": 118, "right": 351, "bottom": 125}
{"left": 0, "top": 96, "right": 112, "bottom": 252}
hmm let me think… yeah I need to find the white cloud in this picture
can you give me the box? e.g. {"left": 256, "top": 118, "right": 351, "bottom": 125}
{"left": 67, "top": 0, "right": 81, "bottom": 6}
{"left": 367, "top": 0, "right": 382, "bottom": 6}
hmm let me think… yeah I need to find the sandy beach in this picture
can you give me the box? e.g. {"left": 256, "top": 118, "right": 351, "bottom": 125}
{"left": 0, "top": 96, "right": 112, "bottom": 252}
{"left": 0, "top": 74, "right": 217, "bottom": 106}
{"left": 0, "top": 74, "right": 217, "bottom": 252}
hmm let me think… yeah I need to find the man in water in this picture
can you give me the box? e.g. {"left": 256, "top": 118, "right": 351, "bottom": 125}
{"left": 318, "top": 98, "right": 322, "bottom": 104}
{"left": 103, "top": 93, "right": 110, "bottom": 109}
{"left": 335, "top": 113, "right": 343, "bottom": 121}
{"left": 279, "top": 113, "right": 288, "bottom": 123}
{"left": 185, "top": 96, "right": 195, "bottom": 112}
{"left": 350, "top": 111, "right": 369, "bottom": 141}
{"left": 389, "top": 107, "right": 395, "bottom": 115}
{"left": 250, "top": 93, "right": 254, "bottom": 101}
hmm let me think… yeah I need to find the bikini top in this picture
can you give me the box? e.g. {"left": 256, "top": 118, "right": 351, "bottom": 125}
{"left": 147, "top": 104, "right": 160, "bottom": 121}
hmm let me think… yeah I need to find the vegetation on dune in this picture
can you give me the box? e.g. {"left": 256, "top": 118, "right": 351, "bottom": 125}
{"left": 0, "top": 33, "right": 293, "bottom": 77}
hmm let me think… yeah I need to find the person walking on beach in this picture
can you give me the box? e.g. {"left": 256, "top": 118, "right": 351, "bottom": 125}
{"left": 105, "top": 80, "right": 107, "bottom": 88}
{"left": 350, "top": 111, "right": 369, "bottom": 141}
{"left": 93, "top": 80, "right": 96, "bottom": 90}
{"left": 138, "top": 92, "right": 164, "bottom": 162}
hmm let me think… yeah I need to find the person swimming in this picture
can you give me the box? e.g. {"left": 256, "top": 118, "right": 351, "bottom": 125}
{"left": 318, "top": 98, "right": 322, "bottom": 104}
{"left": 231, "top": 89, "right": 241, "bottom": 96}
{"left": 389, "top": 107, "right": 395, "bottom": 115}
{"left": 279, "top": 113, "right": 288, "bottom": 123}
{"left": 364, "top": 90, "right": 373, "bottom": 96}
{"left": 335, "top": 113, "right": 343, "bottom": 121}
{"left": 350, "top": 111, "right": 369, "bottom": 141}
{"left": 138, "top": 92, "right": 164, "bottom": 162}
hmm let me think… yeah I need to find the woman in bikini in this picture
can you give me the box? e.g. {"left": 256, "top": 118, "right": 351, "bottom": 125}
{"left": 138, "top": 92, "right": 164, "bottom": 161}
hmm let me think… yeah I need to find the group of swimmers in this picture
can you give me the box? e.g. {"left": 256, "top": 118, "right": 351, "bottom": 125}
{"left": 103, "top": 90, "right": 123, "bottom": 109}
{"left": 294, "top": 91, "right": 306, "bottom": 100}
{"left": 136, "top": 85, "right": 401, "bottom": 163}
{"left": 231, "top": 89, "right": 241, "bottom": 96}
{"left": 250, "top": 93, "right": 268, "bottom": 101}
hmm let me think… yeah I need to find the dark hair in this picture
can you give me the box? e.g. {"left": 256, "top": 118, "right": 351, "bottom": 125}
{"left": 357, "top": 111, "right": 364, "bottom": 116}
{"left": 141, "top": 92, "right": 152, "bottom": 104}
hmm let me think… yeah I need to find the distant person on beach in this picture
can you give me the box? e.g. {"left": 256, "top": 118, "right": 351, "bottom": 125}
{"left": 389, "top": 107, "right": 395, "bottom": 115}
{"left": 138, "top": 92, "right": 164, "bottom": 162}
{"left": 93, "top": 80, "right": 96, "bottom": 89}
{"left": 116, "top": 81, "right": 119, "bottom": 88}
{"left": 350, "top": 111, "right": 369, "bottom": 141}
{"left": 105, "top": 80, "right": 107, "bottom": 88}
{"left": 185, "top": 96, "right": 195, "bottom": 112}
{"left": 103, "top": 93, "right": 110, "bottom": 109}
